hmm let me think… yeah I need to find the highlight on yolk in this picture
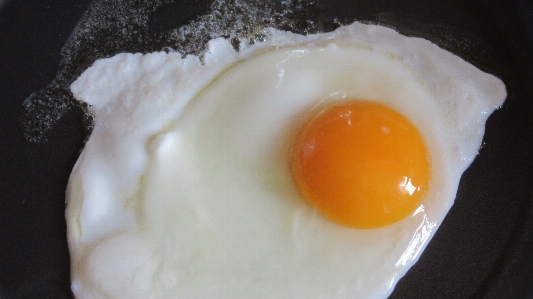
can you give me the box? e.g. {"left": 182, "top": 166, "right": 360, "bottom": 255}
{"left": 290, "top": 100, "right": 431, "bottom": 228}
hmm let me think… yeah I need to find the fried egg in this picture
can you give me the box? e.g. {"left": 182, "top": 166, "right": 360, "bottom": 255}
{"left": 66, "top": 22, "right": 506, "bottom": 299}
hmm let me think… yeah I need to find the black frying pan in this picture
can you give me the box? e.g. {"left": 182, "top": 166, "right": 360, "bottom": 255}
{"left": 1, "top": 0, "right": 532, "bottom": 298}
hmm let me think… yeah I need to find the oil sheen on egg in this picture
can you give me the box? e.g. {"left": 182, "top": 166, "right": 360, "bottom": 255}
{"left": 66, "top": 22, "right": 506, "bottom": 299}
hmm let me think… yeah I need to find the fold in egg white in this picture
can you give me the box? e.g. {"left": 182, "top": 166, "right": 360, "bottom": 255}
{"left": 66, "top": 22, "right": 506, "bottom": 299}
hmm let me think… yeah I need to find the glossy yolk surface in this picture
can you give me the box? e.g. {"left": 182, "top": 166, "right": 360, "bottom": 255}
{"left": 291, "top": 101, "right": 431, "bottom": 228}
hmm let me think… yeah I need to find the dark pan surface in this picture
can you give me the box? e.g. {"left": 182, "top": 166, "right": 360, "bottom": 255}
{"left": 1, "top": 0, "right": 532, "bottom": 298}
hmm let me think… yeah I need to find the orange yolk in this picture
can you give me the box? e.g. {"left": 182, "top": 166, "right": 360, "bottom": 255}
{"left": 291, "top": 101, "right": 430, "bottom": 228}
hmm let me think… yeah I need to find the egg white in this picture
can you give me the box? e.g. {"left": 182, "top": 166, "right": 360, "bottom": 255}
{"left": 66, "top": 22, "right": 506, "bottom": 299}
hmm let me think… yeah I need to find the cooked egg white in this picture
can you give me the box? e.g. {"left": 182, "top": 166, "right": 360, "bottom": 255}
{"left": 66, "top": 22, "right": 506, "bottom": 299}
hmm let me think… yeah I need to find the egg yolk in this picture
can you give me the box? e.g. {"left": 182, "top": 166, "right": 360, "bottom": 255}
{"left": 291, "top": 101, "right": 430, "bottom": 228}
